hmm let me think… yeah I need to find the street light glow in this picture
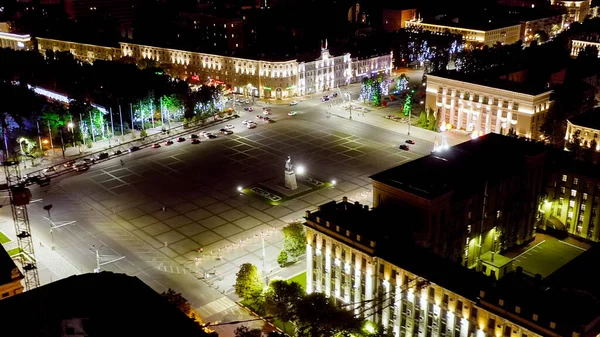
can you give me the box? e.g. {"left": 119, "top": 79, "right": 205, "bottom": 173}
{"left": 295, "top": 165, "right": 305, "bottom": 175}
{"left": 237, "top": 186, "right": 243, "bottom": 192}
{"left": 331, "top": 179, "right": 336, "bottom": 185}
{"left": 67, "top": 122, "right": 74, "bottom": 128}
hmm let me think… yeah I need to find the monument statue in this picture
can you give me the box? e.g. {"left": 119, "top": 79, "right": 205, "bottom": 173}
{"left": 284, "top": 155, "right": 298, "bottom": 190}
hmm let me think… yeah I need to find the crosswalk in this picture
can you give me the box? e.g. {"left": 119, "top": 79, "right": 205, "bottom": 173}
{"left": 196, "top": 297, "right": 237, "bottom": 319}
{"left": 154, "top": 264, "right": 189, "bottom": 274}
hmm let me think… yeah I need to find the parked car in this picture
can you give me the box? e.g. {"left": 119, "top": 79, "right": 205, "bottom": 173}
{"left": 399, "top": 144, "right": 409, "bottom": 151}
{"left": 43, "top": 166, "right": 56, "bottom": 173}
{"left": 165, "top": 140, "right": 174, "bottom": 146}
{"left": 190, "top": 134, "right": 199, "bottom": 139}
{"left": 244, "top": 107, "right": 253, "bottom": 112}
{"left": 113, "top": 150, "right": 123, "bottom": 155}
{"left": 288, "top": 111, "right": 297, "bottom": 116}
{"left": 83, "top": 158, "right": 96, "bottom": 165}
{"left": 191, "top": 139, "right": 201, "bottom": 144}
{"left": 63, "top": 161, "right": 75, "bottom": 168}
{"left": 152, "top": 143, "right": 161, "bottom": 148}
{"left": 128, "top": 146, "right": 140, "bottom": 152}
{"left": 220, "top": 128, "right": 233, "bottom": 135}
{"left": 207, "top": 134, "right": 217, "bottom": 139}
{"left": 405, "top": 139, "right": 415, "bottom": 144}
{"left": 96, "top": 152, "right": 109, "bottom": 160}
{"left": 73, "top": 162, "right": 90, "bottom": 171}
{"left": 247, "top": 123, "right": 257, "bottom": 129}
{"left": 290, "top": 101, "right": 298, "bottom": 106}
{"left": 177, "top": 137, "right": 186, "bottom": 142}
{"left": 224, "top": 124, "right": 235, "bottom": 129}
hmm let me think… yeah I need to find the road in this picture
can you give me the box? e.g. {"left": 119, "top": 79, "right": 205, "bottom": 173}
{"left": 0, "top": 78, "right": 439, "bottom": 336}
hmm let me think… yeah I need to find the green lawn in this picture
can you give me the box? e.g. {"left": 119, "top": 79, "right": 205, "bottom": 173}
{"left": 288, "top": 272, "right": 307, "bottom": 291}
{"left": 7, "top": 247, "right": 22, "bottom": 257}
{"left": 240, "top": 299, "right": 296, "bottom": 334}
{"left": 0, "top": 231, "right": 11, "bottom": 244}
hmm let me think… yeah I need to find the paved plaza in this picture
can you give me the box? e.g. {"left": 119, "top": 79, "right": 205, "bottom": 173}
{"left": 2, "top": 104, "right": 430, "bottom": 335}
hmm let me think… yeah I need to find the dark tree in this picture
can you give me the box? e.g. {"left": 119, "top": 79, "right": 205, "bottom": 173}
{"left": 295, "top": 293, "right": 361, "bottom": 337}
{"left": 234, "top": 326, "right": 262, "bottom": 337}
{"left": 264, "top": 279, "right": 304, "bottom": 322}
{"left": 161, "top": 288, "right": 191, "bottom": 316}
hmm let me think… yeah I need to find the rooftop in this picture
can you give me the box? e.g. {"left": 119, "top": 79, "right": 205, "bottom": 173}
{"left": 568, "top": 107, "right": 600, "bottom": 131}
{"left": 304, "top": 200, "right": 491, "bottom": 299}
{"left": 0, "top": 244, "right": 22, "bottom": 286}
{"left": 410, "top": 18, "right": 521, "bottom": 31}
{"left": 0, "top": 272, "right": 210, "bottom": 337}
{"left": 427, "top": 69, "right": 554, "bottom": 95}
{"left": 370, "top": 134, "right": 548, "bottom": 200}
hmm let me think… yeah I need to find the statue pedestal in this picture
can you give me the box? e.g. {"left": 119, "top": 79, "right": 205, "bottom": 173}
{"left": 284, "top": 169, "right": 298, "bottom": 190}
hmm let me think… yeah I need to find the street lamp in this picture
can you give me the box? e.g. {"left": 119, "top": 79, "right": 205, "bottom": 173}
{"left": 295, "top": 165, "right": 305, "bottom": 175}
{"left": 237, "top": 186, "right": 243, "bottom": 192}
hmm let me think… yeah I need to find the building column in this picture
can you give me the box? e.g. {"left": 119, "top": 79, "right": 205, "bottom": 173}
{"left": 457, "top": 103, "right": 464, "bottom": 130}
{"left": 393, "top": 285, "right": 402, "bottom": 337}
{"left": 446, "top": 311, "right": 455, "bottom": 337}
{"left": 432, "top": 304, "right": 441, "bottom": 337}
{"left": 344, "top": 263, "right": 352, "bottom": 303}
{"left": 316, "top": 241, "right": 323, "bottom": 293}
{"left": 354, "top": 260, "right": 362, "bottom": 316}
{"left": 365, "top": 263, "right": 374, "bottom": 319}
{"left": 381, "top": 280, "right": 391, "bottom": 329}
{"left": 418, "top": 295, "right": 428, "bottom": 337}
{"left": 325, "top": 243, "right": 332, "bottom": 297}
{"left": 449, "top": 90, "right": 456, "bottom": 126}
{"left": 306, "top": 244, "right": 313, "bottom": 294}
{"left": 334, "top": 257, "right": 342, "bottom": 299}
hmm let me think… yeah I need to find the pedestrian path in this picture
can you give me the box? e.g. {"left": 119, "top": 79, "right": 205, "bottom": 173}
{"left": 196, "top": 297, "right": 238, "bottom": 318}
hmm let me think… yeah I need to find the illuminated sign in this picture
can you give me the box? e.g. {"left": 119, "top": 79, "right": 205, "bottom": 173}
{"left": 191, "top": 75, "right": 199, "bottom": 81}
{"left": 264, "top": 86, "right": 272, "bottom": 90}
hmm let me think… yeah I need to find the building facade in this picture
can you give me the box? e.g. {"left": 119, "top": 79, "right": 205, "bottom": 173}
{"left": 36, "top": 37, "right": 121, "bottom": 63}
{"left": 425, "top": 74, "right": 552, "bottom": 139}
{"left": 541, "top": 163, "right": 600, "bottom": 242}
{"left": 571, "top": 36, "right": 600, "bottom": 58}
{"left": 565, "top": 111, "right": 600, "bottom": 152}
{"left": 521, "top": 14, "right": 565, "bottom": 44}
{"left": 0, "top": 245, "right": 24, "bottom": 301}
{"left": 0, "top": 32, "right": 35, "bottom": 51}
{"left": 404, "top": 20, "right": 521, "bottom": 47}
{"left": 382, "top": 8, "right": 417, "bottom": 32}
{"left": 551, "top": 0, "right": 592, "bottom": 23}
{"left": 297, "top": 46, "right": 352, "bottom": 96}
{"left": 304, "top": 201, "right": 545, "bottom": 337}
{"left": 350, "top": 52, "right": 394, "bottom": 84}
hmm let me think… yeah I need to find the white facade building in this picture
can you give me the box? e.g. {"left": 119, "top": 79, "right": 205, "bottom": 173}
{"left": 350, "top": 51, "right": 394, "bottom": 83}
{"left": 571, "top": 37, "right": 600, "bottom": 58}
{"left": 0, "top": 32, "right": 34, "bottom": 51}
{"left": 425, "top": 74, "right": 552, "bottom": 139}
{"left": 297, "top": 45, "right": 352, "bottom": 96}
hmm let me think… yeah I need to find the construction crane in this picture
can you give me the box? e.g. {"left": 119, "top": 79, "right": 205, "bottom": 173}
{"left": 3, "top": 152, "right": 40, "bottom": 290}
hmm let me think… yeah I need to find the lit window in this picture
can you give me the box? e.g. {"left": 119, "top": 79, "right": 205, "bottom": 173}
{"left": 569, "top": 200, "right": 575, "bottom": 208}
{"left": 550, "top": 322, "right": 556, "bottom": 329}
{"left": 562, "top": 174, "right": 567, "bottom": 182}
{"left": 571, "top": 190, "right": 577, "bottom": 197}
{"left": 561, "top": 187, "right": 566, "bottom": 194}
{"left": 232, "top": 34, "right": 234, "bottom": 38}
{"left": 574, "top": 178, "right": 579, "bottom": 185}
{"left": 568, "top": 211, "right": 573, "bottom": 219}
{"left": 583, "top": 193, "right": 588, "bottom": 200}
{"left": 235, "top": 44, "right": 238, "bottom": 48}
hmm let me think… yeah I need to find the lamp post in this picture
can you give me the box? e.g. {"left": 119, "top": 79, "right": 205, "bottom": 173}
{"left": 58, "top": 127, "right": 66, "bottom": 159}
{"left": 68, "top": 122, "right": 75, "bottom": 147}
{"left": 261, "top": 231, "right": 267, "bottom": 286}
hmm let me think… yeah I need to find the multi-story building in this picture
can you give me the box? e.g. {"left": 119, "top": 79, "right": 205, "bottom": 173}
{"left": 121, "top": 41, "right": 298, "bottom": 99}
{"left": 0, "top": 245, "right": 24, "bottom": 300}
{"left": 349, "top": 51, "right": 394, "bottom": 84}
{"left": 304, "top": 198, "right": 600, "bottom": 337}
{"left": 382, "top": 8, "right": 417, "bottom": 32}
{"left": 515, "top": 11, "right": 565, "bottom": 44}
{"left": 405, "top": 19, "right": 522, "bottom": 47}
{"left": 64, "top": 0, "right": 140, "bottom": 38}
{"left": 550, "top": 0, "right": 592, "bottom": 23}
{"left": 425, "top": 71, "right": 553, "bottom": 139}
{"left": 370, "top": 134, "right": 547, "bottom": 266}
{"left": 297, "top": 44, "right": 352, "bottom": 95}
{"left": 176, "top": 12, "right": 245, "bottom": 51}
{"left": 0, "top": 32, "right": 35, "bottom": 51}
{"left": 36, "top": 37, "right": 121, "bottom": 63}
{"left": 571, "top": 35, "right": 600, "bottom": 58}
{"left": 541, "top": 158, "right": 600, "bottom": 242}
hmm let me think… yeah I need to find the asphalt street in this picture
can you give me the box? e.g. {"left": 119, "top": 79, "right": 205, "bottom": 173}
{"left": 0, "top": 81, "right": 434, "bottom": 336}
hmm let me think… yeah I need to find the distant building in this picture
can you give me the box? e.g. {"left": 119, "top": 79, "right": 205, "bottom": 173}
{"left": 304, "top": 195, "right": 600, "bottom": 337}
{"left": 0, "top": 32, "right": 34, "bottom": 51}
{"left": 36, "top": 37, "right": 121, "bottom": 63}
{"left": 349, "top": 52, "right": 393, "bottom": 83}
{"left": 0, "top": 245, "right": 24, "bottom": 301}
{"left": 550, "top": 0, "right": 592, "bottom": 23}
{"left": 63, "top": 0, "right": 140, "bottom": 38}
{"left": 370, "top": 134, "right": 547, "bottom": 266}
{"left": 382, "top": 8, "right": 417, "bottom": 32}
{"left": 404, "top": 19, "right": 522, "bottom": 46}
{"left": 0, "top": 272, "right": 211, "bottom": 337}
{"left": 565, "top": 109, "right": 600, "bottom": 153}
{"left": 425, "top": 71, "right": 553, "bottom": 139}
{"left": 176, "top": 12, "right": 245, "bottom": 52}
{"left": 571, "top": 35, "right": 600, "bottom": 58}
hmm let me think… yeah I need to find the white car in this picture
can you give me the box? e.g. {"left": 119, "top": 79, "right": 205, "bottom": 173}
{"left": 225, "top": 124, "right": 235, "bottom": 129}
{"left": 263, "top": 110, "right": 270, "bottom": 115}
{"left": 288, "top": 111, "right": 298, "bottom": 116}
{"left": 242, "top": 120, "right": 251, "bottom": 125}
{"left": 290, "top": 101, "right": 298, "bottom": 106}
{"left": 245, "top": 100, "right": 250, "bottom": 104}
{"left": 247, "top": 122, "right": 257, "bottom": 129}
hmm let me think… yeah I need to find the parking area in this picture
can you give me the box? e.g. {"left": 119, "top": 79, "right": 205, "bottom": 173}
{"left": 512, "top": 236, "right": 587, "bottom": 278}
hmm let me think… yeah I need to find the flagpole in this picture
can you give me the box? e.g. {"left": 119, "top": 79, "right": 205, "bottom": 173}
{"left": 110, "top": 107, "right": 115, "bottom": 137}
{"left": 119, "top": 105, "right": 124, "bottom": 136}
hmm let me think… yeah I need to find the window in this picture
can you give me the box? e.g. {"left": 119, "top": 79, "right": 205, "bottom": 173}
{"left": 457, "top": 300, "right": 463, "bottom": 312}
{"left": 568, "top": 211, "right": 573, "bottom": 219}
{"left": 571, "top": 190, "right": 577, "bottom": 197}
{"left": 550, "top": 322, "right": 556, "bottom": 329}
{"left": 532, "top": 313, "right": 538, "bottom": 321}
{"left": 569, "top": 200, "right": 575, "bottom": 208}
{"left": 1, "top": 292, "right": 8, "bottom": 298}
{"left": 583, "top": 193, "right": 588, "bottom": 200}
{"left": 498, "top": 299, "right": 504, "bottom": 306}
{"left": 562, "top": 174, "right": 567, "bottom": 182}
{"left": 561, "top": 187, "right": 566, "bottom": 194}
{"left": 574, "top": 178, "right": 579, "bottom": 185}
{"left": 429, "top": 287, "right": 435, "bottom": 299}
{"left": 515, "top": 306, "right": 521, "bottom": 313}
{"left": 471, "top": 307, "right": 478, "bottom": 319}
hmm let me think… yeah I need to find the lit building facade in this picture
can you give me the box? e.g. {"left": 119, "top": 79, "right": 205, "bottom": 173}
{"left": 120, "top": 42, "right": 298, "bottom": 98}
{"left": 0, "top": 32, "right": 35, "bottom": 51}
{"left": 404, "top": 20, "right": 521, "bottom": 46}
{"left": 571, "top": 37, "right": 600, "bottom": 58}
{"left": 0, "top": 245, "right": 24, "bottom": 301}
{"left": 350, "top": 52, "right": 394, "bottom": 83}
{"left": 304, "top": 200, "right": 545, "bottom": 337}
{"left": 36, "top": 37, "right": 121, "bottom": 63}
{"left": 550, "top": 0, "right": 592, "bottom": 23}
{"left": 565, "top": 111, "right": 600, "bottom": 152}
{"left": 541, "top": 162, "right": 600, "bottom": 242}
{"left": 425, "top": 74, "right": 552, "bottom": 139}
{"left": 297, "top": 45, "right": 352, "bottom": 95}
{"left": 382, "top": 8, "right": 417, "bottom": 32}
{"left": 521, "top": 14, "right": 565, "bottom": 44}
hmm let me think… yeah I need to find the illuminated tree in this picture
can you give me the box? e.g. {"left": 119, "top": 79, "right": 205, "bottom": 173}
{"left": 397, "top": 74, "right": 409, "bottom": 92}
{"left": 371, "top": 80, "right": 382, "bottom": 106}
{"left": 403, "top": 90, "right": 414, "bottom": 116}
{"left": 234, "top": 263, "right": 264, "bottom": 300}
{"left": 282, "top": 222, "right": 305, "bottom": 261}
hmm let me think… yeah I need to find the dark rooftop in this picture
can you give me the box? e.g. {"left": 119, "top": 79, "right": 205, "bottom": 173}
{"left": 0, "top": 244, "right": 22, "bottom": 286}
{"left": 370, "top": 133, "right": 548, "bottom": 200}
{"left": 568, "top": 108, "right": 600, "bottom": 131}
{"left": 428, "top": 69, "right": 554, "bottom": 95}
{"left": 0, "top": 272, "right": 211, "bottom": 337}
{"left": 304, "top": 200, "right": 492, "bottom": 299}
